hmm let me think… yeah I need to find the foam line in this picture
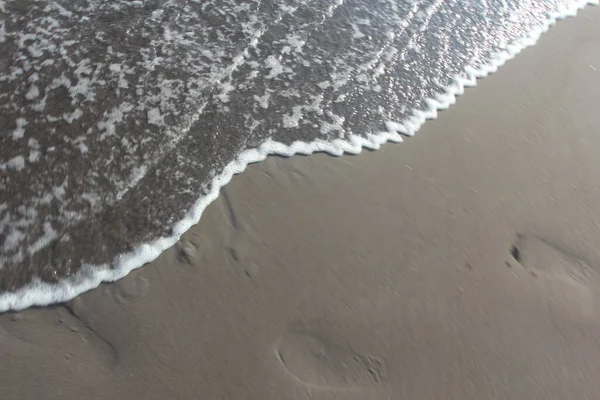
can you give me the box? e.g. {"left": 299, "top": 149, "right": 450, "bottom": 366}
{"left": 1, "top": 0, "right": 597, "bottom": 312}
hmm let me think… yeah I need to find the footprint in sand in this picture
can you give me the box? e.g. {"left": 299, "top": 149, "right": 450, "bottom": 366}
{"left": 220, "top": 186, "right": 261, "bottom": 278}
{"left": 276, "top": 323, "right": 387, "bottom": 390}
{"left": 111, "top": 273, "right": 150, "bottom": 304}
{"left": 510, "top": 234, "right": 599, "bottom": 320}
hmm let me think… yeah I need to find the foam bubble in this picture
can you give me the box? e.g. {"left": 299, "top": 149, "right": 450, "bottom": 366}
{"left": 7, "top": 155, "right": 25, "bottom": 171}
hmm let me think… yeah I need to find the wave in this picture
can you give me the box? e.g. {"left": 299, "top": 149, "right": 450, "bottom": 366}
{"left": 0, "top": 0, "right": 598, "bottom": 311}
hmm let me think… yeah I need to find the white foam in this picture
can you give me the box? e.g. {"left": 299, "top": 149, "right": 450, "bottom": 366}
{"left": 147, "top": 107, "right": 164, "bottom": 126}
{"left": 352, "top": 24, "right": 366, "bottom": 39}
{"left": 0, "top": 0, "right": 597, "bottom": 312}
{"left": 63, "top": 108, "right": 83, "bottom": 124}
{"left": 6, "top": 155, "right": 25, "bottom": 171}
{"left": 265, "top": 55, "right": 288, "bottom": 79}
{"left": 109, "top": 63, "right": 121, "bottom": 73}
{"left": 282, "top": 106, "right": 303, "bottom": 128}
{"left": 285, "top": 34, "right": 306, "bottom": 54}
{"left": 0, "top": 20, "right": 5, "bottom": 43}
{"left": 253, "top": 90, "right": 271, "bottom": 109}
{"left": 216, "top": 81, "right": 235, "bottom": 103}
{"left": 28, "top": 150, "right": 40, "bottom": 163}
{"left": 11, "top": 118, "right": 27, "bottom": 140}
{"left": 25, "top": 84, "right": 39, "bottom": 100}
{"left": 28, "top": 222, "right": 58, "bottom": 255}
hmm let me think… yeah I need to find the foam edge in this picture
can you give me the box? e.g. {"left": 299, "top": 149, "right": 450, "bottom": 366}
{"left": 1, "top": 0, "right": 597, "bottom": 312}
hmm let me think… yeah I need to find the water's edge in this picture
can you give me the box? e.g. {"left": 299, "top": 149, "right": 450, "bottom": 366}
{"left": 1, "top": 0, "right": 597, "bottom": 312}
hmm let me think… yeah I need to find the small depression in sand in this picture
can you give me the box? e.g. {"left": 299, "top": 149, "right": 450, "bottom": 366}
{"left": 276, "top": 323, "right": 387, "bottom": 390}
{"left": 510, "top": 234, "right": 599, "bottom": 321}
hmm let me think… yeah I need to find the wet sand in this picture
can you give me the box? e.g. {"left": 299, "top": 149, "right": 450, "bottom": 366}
{"left": 2, "top": 5, "right": 600, "bottom": 400}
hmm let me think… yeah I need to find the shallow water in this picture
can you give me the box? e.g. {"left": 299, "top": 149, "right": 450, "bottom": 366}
{"left": 0, "top": 0, "right": 594, "bottom": 308}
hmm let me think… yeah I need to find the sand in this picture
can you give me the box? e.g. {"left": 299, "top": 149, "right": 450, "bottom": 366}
{"left": 2, "top": 5, "right": 600, "bottom": 400}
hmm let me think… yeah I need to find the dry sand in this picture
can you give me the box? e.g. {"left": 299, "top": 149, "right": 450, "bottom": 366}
{"left": 2, "top": 6, "right": 600, "bottom": 400}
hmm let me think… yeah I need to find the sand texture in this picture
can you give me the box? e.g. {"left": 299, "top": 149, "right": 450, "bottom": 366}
{"left": 2, "top": 5, "right": 600, "bottom": 400}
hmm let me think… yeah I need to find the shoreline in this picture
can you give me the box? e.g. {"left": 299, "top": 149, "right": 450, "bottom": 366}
{"left": 2, "top": 5, "right": 600, "bottom": 399}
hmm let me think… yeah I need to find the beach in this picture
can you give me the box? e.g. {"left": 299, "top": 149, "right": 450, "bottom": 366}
{"left": 2, "top": 4, "right": 600, "bottom": 400}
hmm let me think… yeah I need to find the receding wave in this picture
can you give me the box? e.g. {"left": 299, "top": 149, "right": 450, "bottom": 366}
{"left": 0, "top": 0, "right": 597, "bottom": 311}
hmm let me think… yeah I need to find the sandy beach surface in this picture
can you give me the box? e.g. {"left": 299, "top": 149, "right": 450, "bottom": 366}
{"left": 2, "top": 5, "right": 600, "bottom": 400}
